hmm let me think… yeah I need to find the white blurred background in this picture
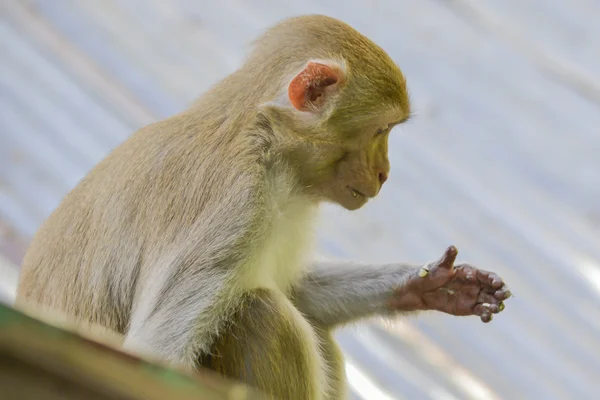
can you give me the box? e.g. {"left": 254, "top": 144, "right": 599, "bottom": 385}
{"left": 1, "top": 1, "right": 600, "bottom": 398}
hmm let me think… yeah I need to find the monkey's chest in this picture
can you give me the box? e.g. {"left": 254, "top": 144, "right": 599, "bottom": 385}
{"left": 241, "top": 201, "right": 317, "bottom": 292}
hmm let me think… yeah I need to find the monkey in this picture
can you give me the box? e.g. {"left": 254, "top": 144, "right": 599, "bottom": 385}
{"left": 16, "top": 15, "right": 511, "bottom": 400}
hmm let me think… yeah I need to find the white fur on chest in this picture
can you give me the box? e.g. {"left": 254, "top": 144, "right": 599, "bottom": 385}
{"left": 241, "top": 174, "right": 317, "bottom": 292}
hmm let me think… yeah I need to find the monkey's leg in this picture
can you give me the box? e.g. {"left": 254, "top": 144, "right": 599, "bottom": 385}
{"left": 199, "top": 289, "right": 326, "bottom": 400}
{"left": 314, "top": 326, "right": 346, "bottom": 400}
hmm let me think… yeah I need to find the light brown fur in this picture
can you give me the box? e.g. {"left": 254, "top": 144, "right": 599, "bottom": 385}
{"left": 198, "top": 289, "right": 327, "bottom": 399}
{"left": 17, "top": 15, "right": 412, "bottom": 399}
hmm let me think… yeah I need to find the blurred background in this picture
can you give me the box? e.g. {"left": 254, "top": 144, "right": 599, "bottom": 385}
{"left": 1, "top": 0, "right": 600, "bottom": 399}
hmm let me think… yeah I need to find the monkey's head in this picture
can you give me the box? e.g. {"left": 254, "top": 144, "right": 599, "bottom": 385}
{"left": 252, "top": 15, "right": 411, "bottom": 211}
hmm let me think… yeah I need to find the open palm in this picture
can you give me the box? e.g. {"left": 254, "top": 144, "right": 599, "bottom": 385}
{"left": 390, "top": 246, "right": 512, "bottom": 322}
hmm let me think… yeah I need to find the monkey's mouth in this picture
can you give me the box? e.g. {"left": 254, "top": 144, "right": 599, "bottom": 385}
{"left": 348, "top": 186, "right": 367, "bottom": 199}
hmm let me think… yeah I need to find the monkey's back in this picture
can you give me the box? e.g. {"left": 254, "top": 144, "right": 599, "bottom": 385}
{"left": 17, "top": 151, "right": 146, "bottom": 334}
{"left": 16, "top": 122, "right": 172, "bottom": 333}
{"left": 16, "top": 108, "right": 266, "bottom": 335}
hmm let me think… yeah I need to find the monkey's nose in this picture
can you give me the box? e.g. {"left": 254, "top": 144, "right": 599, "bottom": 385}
{"left": 378, "top": 172, "right": 388, "bottom": 185}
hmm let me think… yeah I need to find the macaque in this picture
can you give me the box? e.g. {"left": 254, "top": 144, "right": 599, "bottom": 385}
{"left": 16, "top": 15, "right": 511, "bottom": 400}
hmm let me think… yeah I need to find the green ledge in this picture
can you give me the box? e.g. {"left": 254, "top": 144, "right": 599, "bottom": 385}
{"left": 0, "top": 303, "right": 264, "bottom": 400}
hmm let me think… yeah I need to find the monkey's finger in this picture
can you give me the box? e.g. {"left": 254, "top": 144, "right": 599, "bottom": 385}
{"left": 453, "top": 265, "right": 477, "bottom": 282}
{"left": 436, "top": 246, "right": 458, "bottom": 270}
{"left": 494, "top": 288, "right": 512, "bottom": 301}
{"left": 477, "top": 293, "right": 504, "bottom": 312}
{"left": 480, "top": 313, "right": 493, "bottom": 323}
{"left": 474, "top": 303, "right": 497, "bottom": 320}
{"left": 473, "top": 268, "right": 504, "bottom": 290}
{"left": 487, "top": 272, "right": 505, "bottom": 289}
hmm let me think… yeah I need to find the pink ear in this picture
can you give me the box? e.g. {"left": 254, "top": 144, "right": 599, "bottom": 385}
{"left": 288, "top": 62, "right": 341, "bottom": 111}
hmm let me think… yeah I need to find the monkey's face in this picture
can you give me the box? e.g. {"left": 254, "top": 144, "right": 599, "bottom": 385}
{"left": 275, "top": 59, "right": 409, "bottom": 210}
{"left": 300, "top": 110, "right": 405, "bottom": 211}
{"left": 324, "top": 116, "right": 408, "bottom": 210}
{"left": 334, "top": 128, "right": 390, "bottom": 210}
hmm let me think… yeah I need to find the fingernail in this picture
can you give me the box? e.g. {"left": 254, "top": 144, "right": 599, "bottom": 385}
{"left": 498, "top": 302, "right": 505, "bottom": 312}
{"left": 505, "top": 290, "right": 512, "bottom": 299}
{"left": 418, "top": 268, "right": 429, "bottom": 278}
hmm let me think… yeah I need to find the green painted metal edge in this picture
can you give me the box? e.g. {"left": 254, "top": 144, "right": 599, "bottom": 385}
{"left": 0, "top": 302, "right": 264, "bottom": 400}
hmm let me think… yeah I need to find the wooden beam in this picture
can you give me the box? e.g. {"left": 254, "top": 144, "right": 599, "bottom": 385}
{"left": 0, "top": 303, "right": 264, "bottom": 400}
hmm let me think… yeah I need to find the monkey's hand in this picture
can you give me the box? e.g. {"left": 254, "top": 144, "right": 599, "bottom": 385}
{"left": 389, "top": 246, "right": 511, "bottom": 323}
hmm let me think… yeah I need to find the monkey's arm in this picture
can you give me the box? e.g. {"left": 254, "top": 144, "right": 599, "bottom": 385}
{"left": 291, "top": 260, "right": 415, "bottom": 328}
{"left": 123, "top": 253, "right": 238, "bottom": 367}
{"left": 292, "top": 246, "right": 511, "bottom": 329}
{"left": 122, "top": 176, "right": 263, "bottom": 368}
